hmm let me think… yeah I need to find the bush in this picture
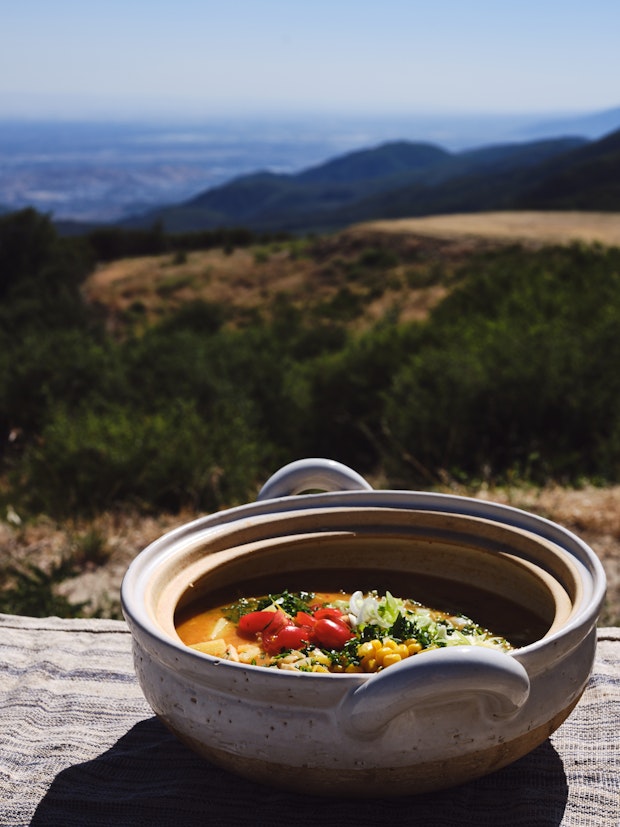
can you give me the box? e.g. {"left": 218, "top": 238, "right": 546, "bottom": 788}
{"left": 18, "top": 399, "right": 264, "bottom": 516}
{"left": 383, "top": 244, "right": 620, "bottom": 484}
{"left": 0, "top": 209, "right": 58, "bottom": 299}
{"left": 4, "top": 216, "right": 620, "bottom": 519}
{"left": 1, "top": 329, "right": 115, "bottom": 439}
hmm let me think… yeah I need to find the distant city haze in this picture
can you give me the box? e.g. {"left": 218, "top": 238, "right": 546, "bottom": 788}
{"left": 1, "top": 108, "right": 619, "bottom": 222}
{"left": 1, "top": 0, "right": 619, "bottom": 221}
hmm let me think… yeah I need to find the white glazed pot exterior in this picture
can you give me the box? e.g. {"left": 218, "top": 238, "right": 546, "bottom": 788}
{"left": 121, "top": 459, "right": 606, "bottom": 795}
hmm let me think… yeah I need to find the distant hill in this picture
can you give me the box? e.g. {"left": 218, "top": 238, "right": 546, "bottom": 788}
{"left": 513, "top": 106, "right": 620, "bottom": 142}
{"left": 121, "top": 135, "right": 590, "bottom": 234}
{"left": 294, "top": 141, "right": 450, "bottom": 184}
{"left": 314, "top": 137, "right": 597, "bottom": 228}
{"left": 121, "top": 141, "right": 455, "bottom": 233}
{"left": 515, "top": 128, "right": 620, "bottom": 210}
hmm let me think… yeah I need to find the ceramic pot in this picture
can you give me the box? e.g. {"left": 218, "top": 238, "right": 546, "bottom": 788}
{"left": 121, "top": 459, "right": 606, "bottom": 796}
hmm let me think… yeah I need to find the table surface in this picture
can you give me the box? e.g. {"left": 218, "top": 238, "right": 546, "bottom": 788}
{"left": 1, "top": 614, "right": 618, "bottom": 827}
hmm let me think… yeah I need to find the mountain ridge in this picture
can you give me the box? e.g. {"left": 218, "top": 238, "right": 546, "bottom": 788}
{"left": 514, "top": 128, "right": 620, "bottom": 210}
{"left": 121, "top": 134, "right": 596, "bottom": 234}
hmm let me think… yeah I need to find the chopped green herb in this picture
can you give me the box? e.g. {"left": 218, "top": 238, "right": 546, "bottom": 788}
{"left": 387, "top": 612, "right": 418, "bottom": 642}
{"left": 223, "top": 596, "right": 262, "bottom": 622}
{"left": 256, "top": 590, "right": 315, "bottom": 616}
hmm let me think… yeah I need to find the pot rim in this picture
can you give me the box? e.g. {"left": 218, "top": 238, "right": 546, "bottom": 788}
{"left": 121, "top": 487, "right": 607, "bottom": 678}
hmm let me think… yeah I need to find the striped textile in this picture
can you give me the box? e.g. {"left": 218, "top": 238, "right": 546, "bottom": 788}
{"left": 0, "top": 614, "right": 618, "bottom": 827}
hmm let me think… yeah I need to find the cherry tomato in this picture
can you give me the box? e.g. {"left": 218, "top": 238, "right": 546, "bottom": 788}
{"left": 294, "top": 611, "right": 316, "bottom": 628}
{"left": 265, "top": 624, "right": 312, "bottom": 654}
{"left": 263, "top": 610, "right": 287, "bottom": 633}
{"left": 313, "top": 617, "right": 354, "bottom": 649}
{"left": 238, "top": 610, "right": 285, "bottom": 638}
{"left": 313, "top": 607, "right": 346, "bottom": 622}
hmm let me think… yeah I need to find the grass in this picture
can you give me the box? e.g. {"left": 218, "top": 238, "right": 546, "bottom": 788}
{"left": 83, "top": 232, "right": 464, "bottom": 334}
{"left": 155, "top": 272, "right": 198, "bottom": 297}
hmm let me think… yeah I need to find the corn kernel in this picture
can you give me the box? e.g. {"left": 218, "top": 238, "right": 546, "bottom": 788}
{"left": 376, "top": 645, "right": 393, "bottom": 661}
{"left": 407, "top": 641, "right": 422, "bottom": 656}
{"left": 358, "top": 641, "right": 376, "bottom": 658}
{"left": 382, "top": 653, "right": 402, "bottom": 668}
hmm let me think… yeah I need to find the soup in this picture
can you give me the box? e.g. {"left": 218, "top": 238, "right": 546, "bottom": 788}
{"left": 176, "top": 589, "right": 515, "bottom": 673}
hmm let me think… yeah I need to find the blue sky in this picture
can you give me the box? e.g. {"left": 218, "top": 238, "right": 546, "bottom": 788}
{"left": 2, "top": 0, "right": 619, "bottom": 120}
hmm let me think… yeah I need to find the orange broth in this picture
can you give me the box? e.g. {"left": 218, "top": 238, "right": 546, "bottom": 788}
{"left": 176, "top": 591, "right": 347, "bottom": 667}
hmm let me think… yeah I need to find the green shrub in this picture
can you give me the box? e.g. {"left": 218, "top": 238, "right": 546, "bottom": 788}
{"left": 315, "top": 287, "right": 364, "bottom": 321}
{"left": 357, "top": 247, "right": 400, "bottom": 269}
{"left": 383, "top": 244, "right": 620, "bottom": 484}
{"left": 285, "top": 320, "right": 422, "bottom": 469}
{"left": 17, "top": 399, "right": 264, "bottom": 516}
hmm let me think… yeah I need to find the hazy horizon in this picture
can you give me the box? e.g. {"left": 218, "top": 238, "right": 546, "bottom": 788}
{"left": 3, "top": 0, "right": 620, "bottom": 223}
{"left": 1, "top": 104, "right": 618, "bottom": 222}
{"left": 2, "top": 1, "right": 619, "bottom": 122}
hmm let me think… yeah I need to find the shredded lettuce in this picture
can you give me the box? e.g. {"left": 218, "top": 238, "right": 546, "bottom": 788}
{"left": 343, "top": 590, "right": 511, "bottom": 652}
{"left": 347, "top": 591, "right": 409, "bottom": 630}
{"left": 380, "top": 591, "right": 403, "bottom": 627}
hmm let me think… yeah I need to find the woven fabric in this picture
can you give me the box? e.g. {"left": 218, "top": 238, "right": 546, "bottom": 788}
{"left": 0, "top": 614, "right": 618, "bottom": 827}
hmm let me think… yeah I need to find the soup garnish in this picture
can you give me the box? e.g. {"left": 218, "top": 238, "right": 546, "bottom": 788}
{"left": 177, "top": 589, "right": 514, "bottom": 673}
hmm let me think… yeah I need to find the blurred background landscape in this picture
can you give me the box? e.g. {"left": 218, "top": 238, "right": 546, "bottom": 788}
{"left": 1, "top": 0, "right": 619, "bottom": 625}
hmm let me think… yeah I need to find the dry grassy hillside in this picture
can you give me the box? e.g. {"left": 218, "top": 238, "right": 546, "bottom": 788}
{"left": 358, "top": 211, "right": 620, "bottom": 247}
{"left": 84, "top": 233, "right": 455, "bottom": 334}
{"left": 85, "top": 210, "right": 620, "bottom": 335}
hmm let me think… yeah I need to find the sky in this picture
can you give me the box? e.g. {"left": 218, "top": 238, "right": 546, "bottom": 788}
{"left": 1, "top": 0, "right": 620, "bottom": 122}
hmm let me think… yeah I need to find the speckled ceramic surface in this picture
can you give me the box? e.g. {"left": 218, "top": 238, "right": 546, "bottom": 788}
{"left": 121, "top": 459, "right": 606, "bottom": 795}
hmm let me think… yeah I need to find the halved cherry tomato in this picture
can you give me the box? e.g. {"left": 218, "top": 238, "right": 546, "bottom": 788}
{"left": 238, "top": 609, "right": 286, "bottom": 638}
{"left": 313, "top": 617, "right": 354, "bottom": 649}
{"left": 238, "top": 605, "right": 352, "bottom": 654}
{"left": 263, "top": 611, "right": 288, "bottom": 640}
{"left": 294, "top": 611, "right": 316, "bottom": 628}
{"left": 264, "top": 624, "right": 312, "bottom": 654}
{"left": 312, "top": 607, "right": 346, "bottom": 622}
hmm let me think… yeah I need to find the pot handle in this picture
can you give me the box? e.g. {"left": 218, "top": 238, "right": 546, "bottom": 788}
{"left": 257, "top": 458, "right": 373, "bottom": 501}
{"left": 339, "top": 646, "right": 530, "bottom": 739}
